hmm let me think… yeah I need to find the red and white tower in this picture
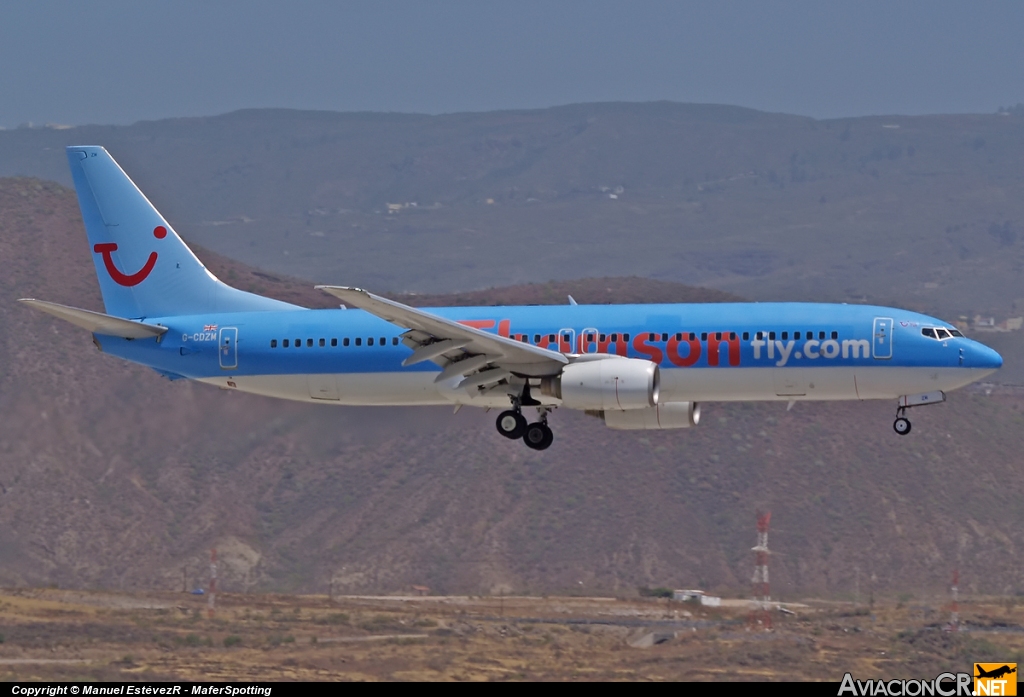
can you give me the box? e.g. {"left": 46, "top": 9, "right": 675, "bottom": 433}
{"left": 750, "top": 511, "right": 772, "bottom": 629}
{"left": 208, "top": 548, "right": 217, "bottom": 618}
{"left": 945, "top": 569, "right": 960, "bottom": 632}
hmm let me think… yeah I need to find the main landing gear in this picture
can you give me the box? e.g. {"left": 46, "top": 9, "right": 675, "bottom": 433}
{"left": 496, "top": 394, "right": 554, "bottom": 451}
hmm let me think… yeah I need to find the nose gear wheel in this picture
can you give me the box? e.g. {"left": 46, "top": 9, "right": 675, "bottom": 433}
{"left": 893, "top": 416, "right": 911, "bottom": 435}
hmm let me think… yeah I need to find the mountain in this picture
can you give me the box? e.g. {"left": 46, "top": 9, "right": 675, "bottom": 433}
{"left": 1, "top": 177, "right": 1022, "bottom": 601}
{"left": 1, "top": 103, "right": 1022, "bottom": 324}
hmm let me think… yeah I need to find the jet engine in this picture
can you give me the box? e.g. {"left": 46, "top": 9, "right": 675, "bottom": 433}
{"left": 598, "top": 402, "right": 701, "bottom": 430}
{"left": 541, "top": 357, "right": 659, "bottom": 410}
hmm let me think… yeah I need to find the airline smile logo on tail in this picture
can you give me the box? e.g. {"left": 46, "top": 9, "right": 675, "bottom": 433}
{"left": 93, "top": 225, "right": 167, "bottom": 286}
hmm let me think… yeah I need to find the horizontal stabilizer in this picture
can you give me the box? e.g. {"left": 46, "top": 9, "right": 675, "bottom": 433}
{"left": 19, "top": 299, "right": 168, "bottom": 339}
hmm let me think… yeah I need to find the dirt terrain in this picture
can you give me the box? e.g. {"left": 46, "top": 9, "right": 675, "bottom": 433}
{"left": 1, "top": 178, "right": 1023, "bottom": 600}
{"left": 0, "top": 589, "right": 1020, "bottom": 681}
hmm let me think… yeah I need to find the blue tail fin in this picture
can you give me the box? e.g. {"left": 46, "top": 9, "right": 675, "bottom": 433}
{"left": 67, "top": 146, "right": 300, "bottom": 318}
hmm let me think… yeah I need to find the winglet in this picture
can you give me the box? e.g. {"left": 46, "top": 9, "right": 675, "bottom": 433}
{"left": 568, "top": 295, "right": 578, "bottom": 306}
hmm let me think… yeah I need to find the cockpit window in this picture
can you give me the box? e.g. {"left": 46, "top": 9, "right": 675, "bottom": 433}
{"left": 923, "top": 327, "right": 957, "bottom": 340}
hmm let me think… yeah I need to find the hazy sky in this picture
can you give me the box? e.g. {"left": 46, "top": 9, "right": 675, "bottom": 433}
{"left": 3, "top": 1, "right": 1023, "bottom": 127}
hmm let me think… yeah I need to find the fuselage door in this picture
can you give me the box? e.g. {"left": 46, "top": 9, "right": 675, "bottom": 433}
{"left": 219, "top": 327, "right": 238, "bottom": 370}
{"left": 558, "top": 328, "right": 575, "bottom": 354}
{"left": 872, "top": 317, "right": 893, "bottom": 360}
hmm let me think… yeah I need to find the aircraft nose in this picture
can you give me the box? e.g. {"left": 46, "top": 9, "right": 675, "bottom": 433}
{"left": 969, "top": 343, "right": 1003, "bottom": 370}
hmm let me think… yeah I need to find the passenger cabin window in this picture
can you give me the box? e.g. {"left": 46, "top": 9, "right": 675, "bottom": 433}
{"left": 548, "top": 334, "right": 555, "bottom": 343}
{"left": 831, "top": 331, "right": 838, "bottom": 340}
{"left": 623, "top": 333, "right": 630, "bottom": 341}
{"left": 534, "top": 334, "right": 541, "bottom": 343}
{"left": 769, "top": 332, "right": 776, "bottom": 340}
{"left": 283, "top": 339, "right": 289, "bottom": 348}
{"left": 392, "top": 337, "right": 399, "bottom": 345}
{"left": 319, "top": 338, "right": 326, "bottom": 347}
{"left": 368, "top": 337, "right": 374, "bottom": 346}
{"left": 675, "top": 333, "right": 682, "bottom": 341}
{"left": 343, "top": 338, "right": 350, "bottom": 347}
{"left": 756, "top": 331, "right": 763, "bottom": 340}
{"left": 742, "top": 332, "right": 749, "bottom": 341}
{"left": 355, "top": 338, "right": 362, "bottom": 346}
{"left": 331, "top": 338, "right": 338, "bottom": 347}
{"left": 648, "top": 333, "right": 655, "bottom": 341}
{"left": 701, "top": 332, "right": 707, "bottom": 341}
{"left": 295, "top": 338, "right": 301, "bottom": 347}
{"left": 794, "top": 332, "right": 801, "bottom": 340}
{"left": 270, "top": 339, "right": 277, "bottom": 348}
{"left": 781, "top": 331, "right": 788, "bottom": 340}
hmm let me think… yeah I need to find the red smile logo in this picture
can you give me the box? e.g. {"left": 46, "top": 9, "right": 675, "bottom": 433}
{"left": 94, "top": 225, "right": 167, "bottom": 287}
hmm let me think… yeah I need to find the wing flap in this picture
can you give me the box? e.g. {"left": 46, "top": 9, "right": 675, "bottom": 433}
{"left": 19, "top": 299, "right": 168, "bottom": 339}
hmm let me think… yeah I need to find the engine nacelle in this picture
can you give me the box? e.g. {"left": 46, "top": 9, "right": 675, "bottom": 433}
{"left": 541, "top": 357, "right": 659, "bottom": 410}
{"left": 600, "top": 402, "right": 701, "bottom": 430}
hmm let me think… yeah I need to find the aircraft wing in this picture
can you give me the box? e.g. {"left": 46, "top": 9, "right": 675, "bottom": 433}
{"left": 317, "top": 286, "right": 568, "bottom": 384}
{"left": 19, "top": 299, "right": 168, "bottom": 339}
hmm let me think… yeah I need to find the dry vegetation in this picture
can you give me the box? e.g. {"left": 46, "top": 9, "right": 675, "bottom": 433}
{"left": 1, "top": 180, "right": 1023, "bottom": 601}
{"left": 0, "top": 589, "right": 1021, "bottom": 681}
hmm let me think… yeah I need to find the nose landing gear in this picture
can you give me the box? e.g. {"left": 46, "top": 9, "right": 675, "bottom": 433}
{"left": 495, "top": 397, "right": 554, "bottom": 450}
{"left": 891, "top": 391, "right": 946, "bottom": 436}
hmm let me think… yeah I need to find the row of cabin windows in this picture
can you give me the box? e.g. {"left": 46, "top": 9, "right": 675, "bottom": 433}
{"left": 577, "top": 330, "right": 838, "bottom": 343}
{"left": 755, "top": 330, "right": 839, "bottom": 341}
{"left": 269, "top": 337, "right": 401, "bottom": 348}
{"left": 269, "top": 330, "right": 841, "bottom": 350}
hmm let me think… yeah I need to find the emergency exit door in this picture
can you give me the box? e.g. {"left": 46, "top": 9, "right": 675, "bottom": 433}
{"left": 219, "top": 327, "right": 238, "bottom": 369}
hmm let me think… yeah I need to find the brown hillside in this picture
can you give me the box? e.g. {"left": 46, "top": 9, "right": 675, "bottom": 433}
{"left": 197, "top": 243, "right": 742, "bottom": 310}
{"left": 1, "top": 178, "right": 1022, "bottom": 602}
{"left": 2, "top": 103, "right": 1023, "bottom": 328}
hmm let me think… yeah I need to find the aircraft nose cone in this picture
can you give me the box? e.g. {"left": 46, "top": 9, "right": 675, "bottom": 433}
{"left": 970, "top": 343, "right": 1003, "bottom": 370}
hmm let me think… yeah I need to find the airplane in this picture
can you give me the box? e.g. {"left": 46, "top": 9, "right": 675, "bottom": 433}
{"left": 975, "top": 665, "right": 1017, "bottom": 680}
{"left": 19, "top": 146, "right": 1004, "bottom": 451}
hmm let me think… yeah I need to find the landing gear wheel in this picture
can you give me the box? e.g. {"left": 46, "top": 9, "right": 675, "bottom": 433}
{"left": 496, "top": 410, "right": 527, "bottom": 440}
{"left": 893, "top": 417, "right": 911, "bottom": 435}
{"left": 523, "top": 422, "right": 554, "bottom": 451}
